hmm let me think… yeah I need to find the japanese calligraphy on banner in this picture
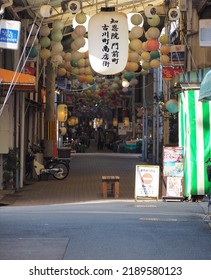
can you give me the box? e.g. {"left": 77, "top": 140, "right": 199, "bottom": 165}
{"left": 135, "top": 165, "right": 160, "bottom": 200}
{"left": 88, "top": 8, "right": 128, "bottom": 75}
{"left": 163, "top": 146, "right": 184, "bottom": 177}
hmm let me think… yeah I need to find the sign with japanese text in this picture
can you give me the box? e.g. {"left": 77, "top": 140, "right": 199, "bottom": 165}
{"left": 135, "top": 165, "right": 160, "bottom": 200}
{"left": 0, "top": 20, "right": 21, "bottom": 50}
{"left": 163, "top": 146, "right": 184, "bottom": 177}
{"left": 88, "top": 10, "right": 128, "bottom": 75}
{"left": 170, "top": 45, "right": 185, "bottom": 66}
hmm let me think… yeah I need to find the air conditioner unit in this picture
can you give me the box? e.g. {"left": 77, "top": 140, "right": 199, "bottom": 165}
{"left": 199, "top": 19, "right": 211, "bottom": 47}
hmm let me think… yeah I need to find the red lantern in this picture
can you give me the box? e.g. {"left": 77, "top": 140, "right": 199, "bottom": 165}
{"left": 77, "top": 75, "right": 86, "bottom": 83}
{"left": 147, "top": 38, "right": 159, "bottom": 51}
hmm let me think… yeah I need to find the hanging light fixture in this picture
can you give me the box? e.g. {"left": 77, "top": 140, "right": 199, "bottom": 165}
{"left": 88, "top": 7, "right": 128, "bottom": 75}
{"left": 57, "top": 104, "right": 68, "bottom": 122}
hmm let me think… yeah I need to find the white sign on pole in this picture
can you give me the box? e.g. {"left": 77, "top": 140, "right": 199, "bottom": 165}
{"left": 0, "top": 20, "right": 21, "bottom": 50}
{"left": 135, "top": 165, "right": 160, "bottom": 200}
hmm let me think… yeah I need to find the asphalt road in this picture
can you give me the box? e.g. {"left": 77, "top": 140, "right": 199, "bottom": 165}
{"left": 0, "top": 201, "right": 211, "bottom": 260}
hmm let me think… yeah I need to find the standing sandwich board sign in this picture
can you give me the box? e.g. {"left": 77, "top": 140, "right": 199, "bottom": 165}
{"left": 135, "top": 165, "right": 160, "bottom": 200}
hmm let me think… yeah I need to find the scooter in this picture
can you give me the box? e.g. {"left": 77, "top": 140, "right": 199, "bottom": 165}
{"left": 33, "top": 156, "right": 70, "bottom": 180}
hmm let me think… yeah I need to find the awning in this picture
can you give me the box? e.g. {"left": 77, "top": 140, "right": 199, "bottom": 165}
{"left": 198, "top": 69, "right": 211, "bottom": 102}
{"left": 0, "top": 68, "right": 35, "bottom": 91}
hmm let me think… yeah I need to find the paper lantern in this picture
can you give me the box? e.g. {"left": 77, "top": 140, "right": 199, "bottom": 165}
{"left": 128, "top": 51, "right": 140, "bottom": 62}
{"left": 130, "top": 78, "right": 138, "bottom": 86}
{"left": 40, "top": 25, "right": 50, "bottom": 37}
{"left": 160, "top": 45, "right": 170, "bottom": 55}
{"left": 125, "top": 62, "right": 139, "bottom": 72}
{"left": 147, "top": 38, "right": 159, "bottom": 51}
{"left": 123, "top": 117, "right": 130, "bottom": 126}
{"left": 131, "top": 13, "right": 143, "bottom": 25}
{"left": 40, "top": 48, "right": 51, "bottom": 59}
{"left": 85, "top": 75, "right": 94, "bottom": 84}
{"left": 58, "top": 67, "right": 67, "bottom": 76}
{"left": 68, "top": 117, "right": 76, "bottom": 126}
{"left": 129, "top": 39, "right": 142, "bottom": 52}
{"left": 77, "top": 75, "right": 86, "bottom": 83}
{"left": 142, "top": 61, "right": 150, "bottom": 70}
{"left": 52, "top": 20, "right": 64, "bottom": 30}
{"left": 147, "top": 27, "right": 160, "bottom": 39}
{"left": 29, "top": 46, "right": 38, "bottom": 57}
{"left": 28, "top": 24, "right": 38, "bottom": 36}
{"left": 160, "top": 34, "right": 169, "bottom": 45}
{"left": 75, "top": 12, "right": 87, "bottom": 24}
{"left": 165, "top": 99, "right": 178, "bottom": 113}
{"left": 59, "top": 127, "right": 67, "bottom": 135}
{"left": 113, "top": 118, "right": 118, "bottom": 127}
{"left": 130, "top": 26, "right": 144, "bottom": 39}
{"left": 78, "top": 38, "right": 88, "bottom": 53}
{"left": 51, "top": 30, "right": 63, "bottom": 42}
{"left": 123, "top": 71, "right": 134, "bottom": 81}
{"left": 150, "top": 50, "right": 160, "bottom": 59}
{"left": 147, "top": 15, "right": 160, "bottom": 26}
{"left": 141, "top": 51, "right": 150, "bottom": 61}
{"left": 51, "top": 54, "right": 63, "bottom": 65}
{"left": 73, "top": 14, "right": 90, "bottom": 30}
{"left": 40, "top": 5, "right": 52, "bottom": 18}
{"left": 57, "top": 104, "right": 68, "bottom": 122}
{"left": 74, "top": 36, "right": 86, "bottom": 49}
{"left": 40, "top": 36, "right": 51, "bottom": 48}
{"left": 150, "top": 59, "right": 160, "bottom": 69}
{"left": 77, "top": 58, "right": 86, "bottom": 67}
{"left": 160, "top": 54, "right": 170, "bottom": 65}
{"left": 52, "top": 42, "right": 63, "bottom": 53}
{"left": 127, "top": 12, "right": 144, "bottom": 31}
{"left": 74, "top": 25, "right": 87, "bottom": 36}
{"left": 64, "top": 52, "right": 71, "bottom": 61}
{"left": 88, "top": 7, "right": 129, "bottom": 75}
{"left": 141, "top": 41, "right": 148, "bottom": 52}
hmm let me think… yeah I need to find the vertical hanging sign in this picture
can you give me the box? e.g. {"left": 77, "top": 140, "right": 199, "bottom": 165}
{"left": 88, "top": 7, "right": 128, "bottom": 75}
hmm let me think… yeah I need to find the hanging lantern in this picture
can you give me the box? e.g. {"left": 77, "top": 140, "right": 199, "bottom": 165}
{"left": 160, "top": 45, "right": 170, "bottom": 55}
{"left": 123, "top": 117, "right": 130, "bottom": 126}
{"left": 57, "top": 104, "right": 68, "bottom": 122}
{"left": 40, "top": 25, "right": 50, "bottom": 37}
{"left": 147, "top": 15, "right": 160, "bottom": 27}
{"left": 159, "top": 34, "right": 169, "bottom": 45}
{"left": 150, "top": 59, "right": 160, "bottom": 69}
{"left": 59, "top": 127, "right": 67, "bottom": 136}
{"left": 130, "top": 26, "right": 144, "bottom": 38}
{"left": 58, "top": 67, "right": 67, "bottom": 76}
{"left": 88, "top": 7, "right": 128, "bottom": 75}
{"left": 147, "top": 27, "right": 160, "bottom": 39}
{"left": 75, "top": 12, "right": 87, "bottom": 24}
{"left": 113, "top": 118, "right": 118, "bottom": 127}
{"left": 51, "top": 54, "right": 63, "bottom": 65}
{"left": 51, "top": 30, "right": 63, "bottom": 42}
{"left": 147, "top": 38, "right": 159, "bottom": 51}
{"left": 40, "top": 48, "right": 51, "bottom": 59}
{"left": 68, "top": 116, "right": 76, "bottom": 126}
{"left": 40, "top": 5, "right": 52, "bottom": 18}
{"left": 40, "top": 36, "right": 51, "bottom": 48}
{"left": 131, "top": 13, "right": 143, "bottom": 26}
{"left": 64, "top": 52, "right": 72, "bottom": 61}
{"left": 128, "top": 51, "right": 140, "bottom": 62}
{"left": 52, "top": 42, "right": 63, "bottom": 53}
{"left": 129, "top": 39, "right": 142, "bottom": 52}
{"left": 150, "top": 50, "right": 160, "bottom": 60}
{"left": 52, "top": 20, "right": 64, "bottom": 30}
{"left": 160, "top": 54, "right": 170, "bottom": 65}
{"left": 74, "top": 25, "right": 87, "bottom": 36}
{"left": 141, "top": 51, "right": 151, "bottom": 61}
{"left": 122, "top": 79, "right": 129, "bottom": 88}
{"left": 165, "top": 99, "right": 178, "bottom": 113}
{"left": 127, "top": 12, "right": 144, "bottom": 31}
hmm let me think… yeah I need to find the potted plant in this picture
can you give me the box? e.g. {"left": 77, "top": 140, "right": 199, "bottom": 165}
{"left": 3, "top": 148, "right": 19, "bottom": 189}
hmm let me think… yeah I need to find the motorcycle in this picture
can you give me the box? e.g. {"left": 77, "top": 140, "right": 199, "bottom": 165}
{"left": 26, "top": 144, "right": 70, "bottom": 180}
{"left": 33, "top": 156, "right": 70, "bottom": 180}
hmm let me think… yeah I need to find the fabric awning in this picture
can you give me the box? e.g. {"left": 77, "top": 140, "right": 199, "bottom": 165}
{"left": 198, "top": 69, "right": 211, "bottom": 102}
{"left": 0, "top": 68, "right": 35, "bottom": 91}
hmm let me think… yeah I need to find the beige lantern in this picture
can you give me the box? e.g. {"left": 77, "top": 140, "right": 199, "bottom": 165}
{"left": 57, "top": 104, "right": 68, "bottom": 122}
{"left": 123, "top": 117, "right": 130, "bottom": 126}
{"left": 88, "top": 7, "right": 129, "bottom": 75}
{"left": 113, "top": 118, "right": 118, "bottom": 127}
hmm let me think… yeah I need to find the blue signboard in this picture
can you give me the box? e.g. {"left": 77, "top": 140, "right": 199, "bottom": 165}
{"left": 0, "top": 20, "right": 21, "bottom": 50}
